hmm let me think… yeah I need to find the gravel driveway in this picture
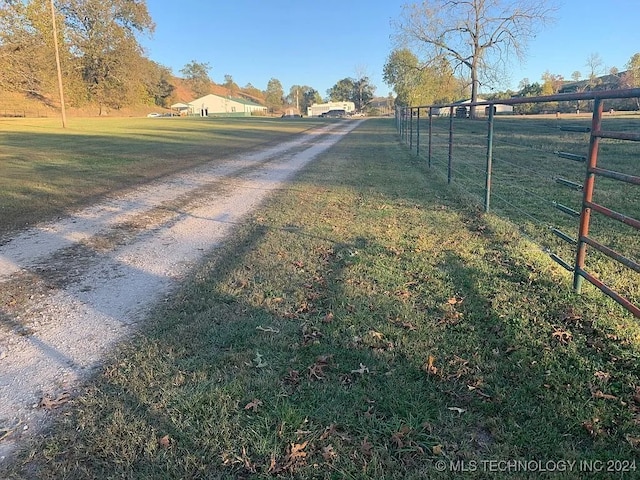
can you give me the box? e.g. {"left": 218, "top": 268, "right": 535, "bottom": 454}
{"left": 0, "top": 119, "right": 363, "bottom": 461}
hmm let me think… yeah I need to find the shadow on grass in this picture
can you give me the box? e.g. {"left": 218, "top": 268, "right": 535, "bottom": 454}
{"left": 4, "top": 119, "right": 639, "bottom": 479}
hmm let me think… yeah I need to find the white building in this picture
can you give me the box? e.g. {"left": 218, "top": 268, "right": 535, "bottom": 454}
{"left": 307, "top": 101, "right": 356, "bottom": 117}
{"left": 187, "top": 94, "right": 267, "bottom": 117}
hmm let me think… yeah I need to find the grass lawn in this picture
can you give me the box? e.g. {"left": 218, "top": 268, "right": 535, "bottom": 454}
{"left": 2, "top": 118, "right": 640, "bottom": 479}
{"left": 0, "top": 116, "right": 325, "bottom": 235}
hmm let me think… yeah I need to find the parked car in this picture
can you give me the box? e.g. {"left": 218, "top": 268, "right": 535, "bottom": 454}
{"left": 321, "top": 109, "right": 346, "bottom": 118}
{"left": 146, "top": 112, "right": 161, "bottom": 117}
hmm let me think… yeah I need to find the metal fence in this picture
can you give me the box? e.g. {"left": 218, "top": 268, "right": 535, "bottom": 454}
{"left": 396, "top": 88, "right": 640, "bottom": 318}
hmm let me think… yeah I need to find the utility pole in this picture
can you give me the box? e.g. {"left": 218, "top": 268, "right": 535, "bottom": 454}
{"left": 50, "top": 0, "right": 67, "bottom": 128}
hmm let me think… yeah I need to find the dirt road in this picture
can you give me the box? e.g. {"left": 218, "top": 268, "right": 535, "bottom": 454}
{"left": 0, "top": 119, "right": 363, "bottom": 461}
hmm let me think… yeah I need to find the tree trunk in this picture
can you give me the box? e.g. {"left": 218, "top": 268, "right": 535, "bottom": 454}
{"left": 470, "top": 65, "right": 479, "bottom": 119}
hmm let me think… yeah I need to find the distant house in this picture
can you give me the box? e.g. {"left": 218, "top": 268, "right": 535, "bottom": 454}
{"left": 558, "top": 71, "right": 626, "bottom": 94}
{"left": 308, "top": 101, "right": 355, "bottom": 117}
{"left": 434, "top": 98, "right": 513, "bottom": 117}
{"left": 187, "top": 94, "right": 267, "bottom": 117}
{"left": 170, "top": 102, "right": 190, "bottom": 115}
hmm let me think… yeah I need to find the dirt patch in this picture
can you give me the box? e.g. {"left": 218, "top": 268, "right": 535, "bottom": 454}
{"left": 0, "top": 120, "right": 364, "bottom": 463}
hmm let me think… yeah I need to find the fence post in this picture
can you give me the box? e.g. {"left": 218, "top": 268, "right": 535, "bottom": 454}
{"left": 416, "top": 107, "right": 420, "bottom": 156}
{"left": 573, "top": 98, "right": 603, "bottom": 293}
{"left": 409, "top": 107, "right": 413, "bottom": 150}
{"left": 448, "top": 106, "right": 454, "bottom": 184}
{"left": 428, "top": 107, "right": 433, "bottom": 168}
{"left": 484, "top": 105, "right": 495, "bottom": 212}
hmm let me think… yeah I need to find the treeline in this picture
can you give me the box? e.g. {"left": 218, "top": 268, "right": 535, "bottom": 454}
{"left": 0, "top": 0, "right": 380, "bottom": 116}
{"left": 0, "top": 0, "right": 172, "bottom": 114}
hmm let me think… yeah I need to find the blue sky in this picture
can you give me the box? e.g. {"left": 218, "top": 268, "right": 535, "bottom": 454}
{"left": 141, "top": 0, "right": 640, "bottom": 100}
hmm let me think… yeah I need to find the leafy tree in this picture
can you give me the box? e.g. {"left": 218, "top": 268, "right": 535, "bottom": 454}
{"left": 0, "top": 0, "right": 62, "bottom": 101}
{"left": 327, "top": 77, "right": 375, "bottom": 111}
{"left": 287, "top": 85, "right": 320, "bottom": 114}
{"left": 264, "top": 77, "right": 284, "bottom": 113}
{"left": 60, "top": 0, "right": 155, "bottom": 114}
{"left": 621, "top": 53, "right": 640, "bottom": 109}
{"left": 141, "top": 60, "right": 175, "bottom": 107}
{"left": 393, "top": 0, "right": 555, "bottom": 117}
{"left": 384, "top": 48, "right": 457, "bottom": 106}
{"left": 223, "top": 74, "right": 239, "bottom": 96}
{"left": 180, "top": 60, "right": 212, "bottom": 98}
{"left": 327, "top": 78, "right": 354, "bottom": 102}
{"left": 241, "top": 83, "right": 266, "bottom": 103}
{"left": 541, "top": 71, "right": 563, "bottom": 95}
{"left": 302, "top": 88, "right": 322, "bottom": 113}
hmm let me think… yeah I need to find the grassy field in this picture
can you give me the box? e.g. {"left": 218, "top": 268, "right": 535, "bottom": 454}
{"left": 0, "top": 116, "right": 325, "bottom": 235}
{"left": 412, "top": 112, "right": 640, "bottom": 310}
{"left": 2, "top": 118, "right": 639, "bottom": 479}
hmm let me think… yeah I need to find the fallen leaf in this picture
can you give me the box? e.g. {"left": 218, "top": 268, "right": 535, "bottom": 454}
{"left": 447, "top": 297, "right": 459, "bottom": 305}
{"left": 159, "top": 435, "right": 171, "bottom": 448}
{"left": 322, "top": 445, "right": 338, "bottom": 461}
{"left": 244, "top": 399, "right": 263, "bottom": 412}
{"left": 39, "top": 392, "right": 71, "bottom": 410}
{"left": 582, "top": 418, "right": 601, "bottom": 437}
{"left": 369, "top": 330, "right": 384, "bottom": 340}
{"left": 593, "top": 390, "right": 618, "bottom": 401}
{"left": 447, "top": 407, "right": 466, "bottom": 414}
{"left": 626, "top": 435, "right": 640, "bottom": 448}
{"left": 360, "top": 438, "right": 373, "bottom": 457}
{"left": 432, "top": 444, "right": 443, "bottom": 455}
{"left": 594, "top": 371, "right": 611, "bottom": 382}
{"left": 322, "top": 312, "right": 334, "bottom": 323}
{"left": 423, "top": 355, "right": 438, "bottom": 375}
{"left": 284, "top": 441, "right": 308, "bottom": 468}
{"left": 552, "top": 329, "right": 572, "bottom": 344}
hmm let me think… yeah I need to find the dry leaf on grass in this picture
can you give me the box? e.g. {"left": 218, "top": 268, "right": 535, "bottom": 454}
{"left": 322, "top": 445, "right": 338, "bottom": 461}
{"left": 447, "top": 407, "right": 466, "bottom": 414}
{"left": 626, "top": 435, "right": 640, "bottom": 448}
{"left": 244, "top": 399, "right": 263, "bottom": 412}
{"left": 39, "top": 391, "right": 71, "bottom": 410}
{"left": 423, "top": 355, "right": 438, "bottom": 376}
{"left": 360, "top": 438, "right": 373, "bottom": 457}
{"left": 552, "top": 329, "right": 572, "bottom": 344}
{"left": 592, "top": 390, "right": 618, "bottom": 401}
{"left": 158, "top": 435, "right": 171, "bottom": 448}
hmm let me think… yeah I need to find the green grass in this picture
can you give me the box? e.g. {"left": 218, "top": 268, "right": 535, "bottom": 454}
{"left": 3, "top": 118, "right": 639, "bottom": 479}
{"left": 413, "top": 112, "right": 640, "bottom": 309}
{"left": 0, "top": 116, "right": 325, "bottom": 234}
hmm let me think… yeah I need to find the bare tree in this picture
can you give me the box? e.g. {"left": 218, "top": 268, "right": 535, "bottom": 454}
{"left": 392, "top": 0, "right": 555, "bottom": 117}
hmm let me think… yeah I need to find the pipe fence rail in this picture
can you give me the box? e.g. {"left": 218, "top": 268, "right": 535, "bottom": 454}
{"left": 396, "top": 88, "right": 640, "bottom": 318}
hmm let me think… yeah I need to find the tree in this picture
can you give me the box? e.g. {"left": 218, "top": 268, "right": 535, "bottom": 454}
{"left": 60, "top": 0, "right": 155, "bottom": 114}
{"left": 327, "top": 77, "right": 375, "bottom": 111}
{"left": 223, "top": 74, "right": 239, "bottom": 96}
{"left": 0, "top": 0, "right": 72, "bottom": 102}
{"left": 180, "top": 60, "right": 212, "bottom": 98}
{"left": 383, "top": 48, "right": 457, "bottom": 106}
{"left": 141, "top": 60, "right": 175, "bottom": 107}
{"left": 265, "top": 77, "right": 284, "bottom": 113}
{"left": 541, "top": 71, "right": 563, "bottom": 95}
{"left": 621, "top": 53, "right": 640, "bottom": 109}
{"left": 286, "top": 85, "right": 320, "bottom": 114}
{"left": 327, "top": 78, "right": 354, "bottom": 102}
{"left": 585, "top": 52, "right": 604, "bottom": 90}
{"left": 393, "top": 0, "right": 555, "bottom": 117}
